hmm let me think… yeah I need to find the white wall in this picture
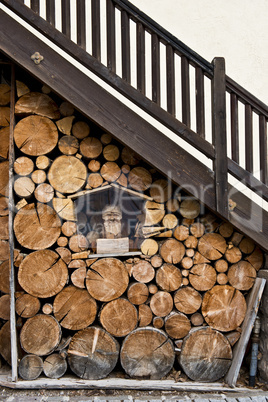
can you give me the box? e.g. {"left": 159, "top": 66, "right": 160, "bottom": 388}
{"left": 132, "top": 0, "right": 268, "bottom": 105}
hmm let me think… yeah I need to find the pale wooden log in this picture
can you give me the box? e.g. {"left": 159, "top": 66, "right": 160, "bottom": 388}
{"left": 55, "top": 247, "right": 72, "bottom": 265}
{"left": 42, "top": 303, "right": 53, "bottom": 315}
{"left": 225, "top": 246, "right": 242, "bottom": 263}
{"left": 80, "top": 137, "right": 102, "bottom": 159}
{"left": 31, "top": 169, "right": 46, "bottom": 184}
{"left": 54, "top": 286, "right": 97, "bottom": 330}
{"left": 153, "top": 316, "right": 164, "bottom": 329}
{"left": 88, "top": 159, "right": 101, "bottom": 172}
{"left": 150, "top": 179, "right": 170, "bottom": 203}
{"left": 56, "top": 116, "right": 75, "bottom": 135}
{"left": 14, "top": 177, "right": 35, "bottom": 198}
{"left": 16, "top": 80, "right": 30, "bottom": 98}
{"left": 57, "top": 236, "right": 68, "bottom": 247}
{"left": 18, "top": 250, "right": 68, "bottom": 298}
{"left": 150, "top": 254, "right": 163, "bottom": 268}
{"left": 87, "top": 173, "right": 103, "bottom": 188}
{"left": 162, "top": 214, "right": 178, "bottom": 229}
{"left": 0, "top": 197, "right": 8, "bottom": 216}
{"left": 53, "top": 197, "right": 76, "bottom": 221}
{"left": 181, "top": 257, "right": 193, "bottom": 270}
{"left": 246, "top": 247, "right": 264, "bottom": 271}
{"left": 173, "top": 225, "right": 189, "bottom": 241}
{"left": 43, "top": 354, "right": 67, "bottom": 379}
{"left": 120, "top": 327, "right": 175, "bottom": 379}
{"left": 69, "top": 234, "right": 89, "bottom": 253}
{"left": 103, "top": 144, "right": 120, "bottom": 161}
{"left": 68, "top": 326, "right": 119, "bottom": 379}
{"left": 100, "top": 161, "right": 121, "bottom": 182}
{"left": 132, "top": 260, "right": 155, "bottom": 283}
{"left": 0, "top": 107, "right": 10, "bottom": 126}
{"left": 14, "top": 156, "right": 34, "bottom": 176}
{"left": 138, "top": 304, "right": 152, "bottom": 326}
{"left": 230, "top": 231, "right": 244, "bottom": 246}
{"left": 20, "top": 314, "right": 62, "bottom": 355}
{"left": 219, "top": 222, "right": 234, "bottom": 238}
{"left": 129, "top": 167, "right": 152, "bottom": 192}
{"left": 122, "top": 164, "right": 130, "bottom": 174}
{"left": 189, "top": 263, "right": 217, "bottom": 291}
{"left": 34, "top": 183, "right": 54, "bottom": 203}
{"left": 59, "top": 101, "right": 74, "bottom": 117}
{"left": 174, "top": 287, "right": 202, "bottom": 314}
{"left": 15, "top": 92, "right": 60, "bottom": 119}
{"left": 71, "top": 267, "right": 87, "bottom": 288}
{"left": 156, "top": 263, "right": 182, "bottom": 292}
{"left": 179, "top": 199, "right": 200, "bottom": 219}
{"left": 116, "top": 172, "right": 128, "bottom": 187}
{"left": 16, "top": 198, "right": 28, "bottom": 210}
{"left": 48, "top": 155, "right": 87, "bottom": 194}
{"left": 179, "top": 327, "right": 232, "bottom": 382}
{"left": 182, "top": 269, "right": 189, "bottom": 277}
{"left": 72, "top": 121, "right": 90, "bottom": 139}
{"left": 100, "top": 298, "right": 138, "bottom": 337}
{"left": 0, "top": 215, "right": 8, "bottom": 240}
{"left": 190, "top": 222, "right": 205, "bottom": 238}
{"left": 140, "top": 239, "right": 158, "bottom": 256}
{"left": 62, "top": 221, "right": 77, "bottom": 237}
{"left": 150, "top": 291, "right": 173, "bottom": 317}
{"left": 86, "top": 258, "right": 129, "bottom": 302}
{"left": 14, "top": 115, "right": 58, "bottom": 156}
{"left": 148, "top": 284, "right": 158, "bottom": 294}
{"left": 0, "top": 260, "right": 10, "bottom": 293}
{"left": 0, "top": 83, "right": 10, "bottom": 105}
{"left": 160, "top": 238, "right": 185, "bottom": 264}
{"left": 101, "top": 132, "right": 112, "bottom": 144}
{"left": 190, "top": 312, "right": 204, "bottom": 326}
{"left": 182, "top": 278, "right": 189, "bottom": 286}
{"left": 165, "top": 311, "right": 191, "bottom": 339}
{"left": 0, "top": 321, "right": 11, "bottom": 364}
{"left": 0, "top": 127, "right": 10, "bottom": 159}
{"left": 14, "top": 203, "right": 61, "bottom": 250}
{"left": 227, "top": 261, "right": 256, "bottom": 290}
{"left": 121, "top": 146, "right": 141, "bottom": 165}
{"left": 214, "top": 259, "right": 228, "bottom": 273}
{"left": 193, "top": 251, "right": 210, "bottom": 264}
{"left": 225, "top": 330, "right": 241, "bottom": 346}
{"left": 143, "top": 201, "right": 165, "bottom": 225}
{"left": 68, "top": 259, "right": 86, "bottom": 269}
{"left": 0, "top": 294, "right": 10, "bottom": 320}
{"left": 127, "top": 282, "right": 149, "bottom": 305}
{"left": 202, "top": 285, "right": 247, "bottom": 332}
{"left": 19, "top": 355, "right": 43, "bottom": 380}
{"left": 166, "top": 198, "right": 179, "bottom": 213}
{"left": 198, "top": 233, "right": 227, "bottom": 260}
{"left": 217, "top": 273, "right": 228, "bottom": 285}
{"left": 15, "top": 293, "right": 40, "bottom": 318}
{"left": 185, "top": 248, "right": 194, "bottom": 257}
{"left": 36, "top": 155, "right": 51, "bottom": 170}
{"left": 239, "top": 237, "right": 255, "bottom": 254}
{"left": 58, "top": 135, "right": 79, "bottom": 155}
{"left": 184, "top": 235, "right": 198, "bottom": 249}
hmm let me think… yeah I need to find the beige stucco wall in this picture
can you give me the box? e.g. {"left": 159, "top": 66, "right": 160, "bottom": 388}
{"left": 133, "top": 0, "right": 268, "bottom": 105}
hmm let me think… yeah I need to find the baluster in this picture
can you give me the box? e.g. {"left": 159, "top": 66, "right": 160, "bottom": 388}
{"left": 245, "top": 104, "right": 253, "bottom": 173}
{"left": 231, "top": 93, "right": 239, "bottom": 163}
{"left": 46, "top": 0, "right": 55, "bottom": 27}
{"left": 121, "top": 10, "right": 130, "bottom": 83}
{"left": 151, "top": 33, "right": 160, "bottom": 105}
{"left": 195, "top": 67, "right": 205, "bottom": 138}
{"left": 77, "top": 0, "right": 86, "bottom": 49}
{"left": 166, "top": 45, "right": 175, "bottom": 116}
{"left": 181, "top": 56, "right": 190, "bottom": 127}
{"left": 31, "top": 0, "right": 40, "bottom": 13}
{"left": 107, "top": 0, "right": 116, "bottom": 72}
{"left": 92, "top": 0, "right": 101, "bottom": 61}
{"left": 259, "top": 115, "right": 267, "bottom": 185}
{"left": 61, "top": 0, "right": 71, "bottom": 39}
{"left": 137, "top": 22, "right": 145, "bottom": 94}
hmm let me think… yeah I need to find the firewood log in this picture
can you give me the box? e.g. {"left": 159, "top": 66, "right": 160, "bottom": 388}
{"left": 182, "top": 269, "right": 189, "bottom": 277}
{"left": 53, "top": 286, "right": 97, "bottom": 330}
{"left": 138, "top": 304, "right": 152, "bottom": 326}
{"left": 0, "top": 161, "right": 10, "bottom": 197}
{"left": 0, "top": 294, "right": 10, "bottom": 320}
{"left": 15, "top": 92, "right": 60, "bottom": 119}
{"left": 198, "top": 233, "right": 227, "bottom": 260}
{"left": 87, "top": 173, "right": 103, "bottom": 188}
{"left": 190, "top": 312, "right": 204, "bottom": 326}
{"left": 121, "top": 146, "right": 141, "bottom": 165}
{"left": 56, "top": 116, "right": 75, "bottom": 135}
{"left": 86, "top": 258, "right": 129, "bottom": 302}
{"left": 217, "top": 273, "right": 228, "bottom": 285}
{"left": 153, "top": 316, "right": 164, "bottom": 329}
{"left": 69, "top": 260, "right": 87, "bottom": 269}
{"left": 59, "top": 101, "right": 74, "bottom": 117}
{"left": 143, "top": 201, "right": 165, "bottom": 225}
{"left": 162, "top": 214, "right": 178, "bottom": 229}
{"left": 19, "top": 354, "right": 43, "bottom": 380}
{"left": 127, "top": 282, "right": 149, "bottom": 305}
{"left": 181, "top": 256, "right": 193, "bottom": 269}
{"left": 225, "top": 246, "right": 242, "bottom": 263}
{"left": 225, "top": 330, "right": 241, "bottom": 346}
{"left": 18, "top": 250, "right": 68, "bottom": 298}
{"left": 174, "top": 287, "right": 202, "bottom": 314}
{"left": 14, "top": 203, "right": 61, "bottom": 250}
{"left": 150, "top": 254, "right": 163, "bottom": 268}
{"left": 0, "top": 321, "right": 11, "bottom": 364}
{"left": 230, "top": 231, "right": 243, "bottom": 246}
{"left": 34, "top": 183, "right": 54, "bottom": 203}
{"left": 132, "top": 260, "right": 155, "bottom": 283}
{"left": 71, "top": 267, "right": 87, "bottom": 288}
{"left": 88, "top": 159, "right": 101, "bottom": 172}
{"left": 150, "top": 179, "right": 170, "bottom": 203}
{"left": 14, "top": 156, "right": 34, "bottom": 176}
{"left": 190, "top": 222, "right": 205, "bottom": 238}
{"left": 148, "top": 284, "right": 158, "bottom": 294}
{"left": 0, "top": 107, "right": 10, "bottom": 126}
{"left": 72, "top": 121, "right": 90, "bottom": 139}
{"left": 16, "top": 80, "right": 30, "bottom": 98}
{"left": 31, "top": 169, "right": 46, "bottom": 184}
{"left": 214, "top": 259, "right": 228, "bottom": 272}
{"left": 246, "top": 247, "right": 264, "bottom": 271}
{"left": 36, "top": 155, "right": 51, "bottom": 170}
{"left": 166, "top": 198, "right": 179, "bottom": 213}
{"left": 68, "top": 326, "right": 119, "bottom": 379}
{"left": 99, "top": 298, "right": 138, "bottom": 337}
{"left": 20, "top": 314, "right": 62, "bottom": 355}
{"left": 42, "top": 303, "right": 53, "bottom": 315}
{"left": 101, "top": 132, "right": 112, "bottom": 144}
{"left": 179, "top": 199, "right": 200, "bottom": 219}
{"left": 0, "top": 127, "right": 10, "bottom": 159}
{"left": 61, "top": 221, "right": 77, "bottom": 237}
{"left": 120, "top": 327, "right": 175, "bottom": 379}
{"left": 189, "top": 263, "right": 217, "bottom": 291}
{"left": 155, "top": 263, "right": 182, "bottom": 292}
{"left": 58, "top": 135, "right": 79, "bottom": 155}
{"left": 69, "top": 234, "right": 89, "bottom": 253}
{"left": 55, "top": 247, "right": 72, "bottom": 264}
{"left": 150, "top": 291, "right": 173, "bottom": 317}
{"left": 0, "top": 83, "right": 10, "bottom": 105}
{"left": 53, "top": 198, "right": 76, "bottom": 221}
{"left": 43, "top": 353, "right": 67, "bottom": 378}
{"left": 116, "top": 172, "right": 128, "bottom": 187}
{"left": 202, "top": 285, "right": 246, "bottom": 331}
{"left": 128, "top": 167, "right": 152, "bottom": 191}
{"left": 0, "top": 197, "right": 8, "bottom": 216}
{"left": 14, "top": 115, "right": 58, "bottom": 156}
{"left": 227, "top": 261, "right": 256, "bottom": 290}
{"left": 48, "top": 155, "right": 87, "bottom": 194}
{"left": 179, "top": 327, "right": 232, "bottom": 382}
{"left": 219, "top": 222, "right": 234, "bottom": 238}
{"left": 185, "top": 248, "right": 195, "bottom": 258}
{"left": 0, "top": 240, "right": 9, "bottom": 261}
{"left": 160, "top": 238, "right": 185, "bottom": 264}
{"left": 57, "top": 236, "right": 68, "bottom": 247}
{"left": 103, "top": 144, "right": 120, "bottom": 161}
{"left": 15, "top": 293, "right": 40, "bottom": 318}
{"left": 0, "top": 260, "right": 10, "bottom": 293}
{"left": 239, "top": 237, "right": 255, "bottom": 254}
{"left": 184, "top": 235, "right": 198, "bottom": 249}
{"left": 80, "top": 136, "right": 103, "bottom": 159}
{"left": 122, "top": 164, "right": 130, "bottom": 174}
{"left": 0, "top": 216, "right": 8, "bottom": 240}
{"left": 100, "top": 161, "right": 121, "bottom": 182}
{"left": 173, "top": 225, "right": 189, "bottom": 241}
{"left": 165, "top": 311, "right": 191, "bottom": 339}
{"left": 140, "top": 239, "right": 158, "bottom": 256}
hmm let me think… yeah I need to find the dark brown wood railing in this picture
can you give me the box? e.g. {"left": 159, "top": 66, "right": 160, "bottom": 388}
{"left": 1, "top": 0, "right": 267, "bottom": 209}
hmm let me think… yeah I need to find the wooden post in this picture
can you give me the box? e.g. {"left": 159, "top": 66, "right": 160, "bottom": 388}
{"left": 211, "top": 57, "right": 228, "bottom": 219}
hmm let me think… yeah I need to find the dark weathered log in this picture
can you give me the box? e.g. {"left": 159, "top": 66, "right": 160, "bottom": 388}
{"left": 150, "top": 179, "right": 170, "bottom": 203}
{"left": 180, "top": 327, "right": 232, "bottom": 381}
{"left": 120, "top": 327, "right": 175, "bottom": 379}
{"left": 16, "top": 80, "right": 30, "bottom": 98}
{"left": 155, "top": 263, "right": 182, "bottom": 292}
{"left": 72, "top": 121, "right": 90, "bottom": 139}
{"left": 15, "top": 92, "right": 60, "bottom": 119}
{"left": 59, "top": 101, "right": 74, "bottom": 117}
{"left": 101, "top": 133, "right": 112, "bottom": 145}
{"left": 19, "top": 354, "right": 43, "bottom": 380}
{"left": 132, "top": 260, "right": 155, "bottom": 283}
{"left": 0, "top": 161, "right": 9, "bottom": 198}
{"left": 138, "top": 304, "right": 152, "bottom": 326}
{"left": 174, "top": 287, "right": 202, "bottom": 315}
{"left": 239, "top": 237, "right": 255, "bottom": 254}
{"left": 160, "top": 239, "right": 185, "bottom": 264}
{"left": 0, "top": 107, "right": 10, "bottom": 126}
{"left": 150, "top": 291, "right": 173, "bottom": 317}
{"left": 246, "top": 247, "right": 264, "bottom": 271}
{"left": 189, "top": 263, "right": 217, "bottom": 291}
{"left": 127, "top": 282, "right": 149, "bottom": 305}
{"left": 0, "top": 321, "right": 11, "bottom": 364}
{"left": 0, "top": 83, "right": 10, "bottom": 106}
{"left": 121, "top": 146, "right": 141, "bottom": 165}
{"left": 43, "top": 353, "right": 67, "bottom": 378}
{"left": 165, "top": 311, "right": 191, "bottom": 339}
{"left": 58, "top": 135, "right": 79, "bottom": 155}
{"left": 219, "top": 222, "right": 234, "bottom": 238}
{"left": 15, "top": 293, "right": 40, "bottom": 318}
{"left": 227, "top": 261, "right": 256, "bottom": 290}
{"left": 68, "top": 326, "right": 119, "bottom": 379}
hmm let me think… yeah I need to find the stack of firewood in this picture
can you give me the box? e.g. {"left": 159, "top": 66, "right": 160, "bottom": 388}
{"left": 0, "top": 80, "right": 264, "bottom": 382}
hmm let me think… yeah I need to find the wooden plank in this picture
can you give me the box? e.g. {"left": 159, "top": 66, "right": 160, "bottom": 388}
{"left": 97, "top": 238, "right": 129, "bottom": 254}
{"left": 181, "top": 56, "right": 190, "bottom": 127}
{"left": 137, "top": 22, "right": 145, "bottom": 94}
{"left": 106, "top": 0, "right": 116, "bottom": 72}
{"left": 121, "top": 10, "right": 130, "bottom": 83}
{"left": 46, "top": 0, "right": 55, "bottom": 27}
{"left": 91, "top": 0, "right": 101, "bottom": 61}
{"left": 225, "top": 277, "right": 266, "bottom": 387}
{"left": 231, "top": 93, "right": 239, "bottom": 163}
{"left": 68, "top": 185, "right": 112, "bottom": 199}
{"left": 245, "top": 104, "right": 253, "bottom": 173}
{"left": 166, "top": 44, "right": 175, "bottom": 116}
{"left": 151, "top": 33, "right": 160, "bottom": 105}
{"left": 30, "top": 0, "right": 39, "bottom": 13}
{"left": 211, "top": 57, "right": 228, "bottom": 219}
{"left": 88, "top": 251, "right": 141, "bottom": 259}
{"left": 76, "top": 0, "right": 86, "bottom": 49}
{"left": 195, "top": 67, "right": 205, "bottom": 138}
{"left": 111, "top": 183, "right": 153, "bottom": 200}
{"left": 259, "top": 114, "right": 267, "bottom": 185}
{"left": 61, "top": 0, "right": 70, "bottom": 39}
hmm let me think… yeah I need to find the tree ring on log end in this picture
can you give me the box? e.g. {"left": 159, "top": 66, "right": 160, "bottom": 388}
{"left": 19, "top": 354, "right": 43, "bottom": 380}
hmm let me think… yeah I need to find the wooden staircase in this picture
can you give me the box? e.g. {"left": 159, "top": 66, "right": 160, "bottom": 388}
{"left": 0, "top": 0, "right": 267, "bottom": 251}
